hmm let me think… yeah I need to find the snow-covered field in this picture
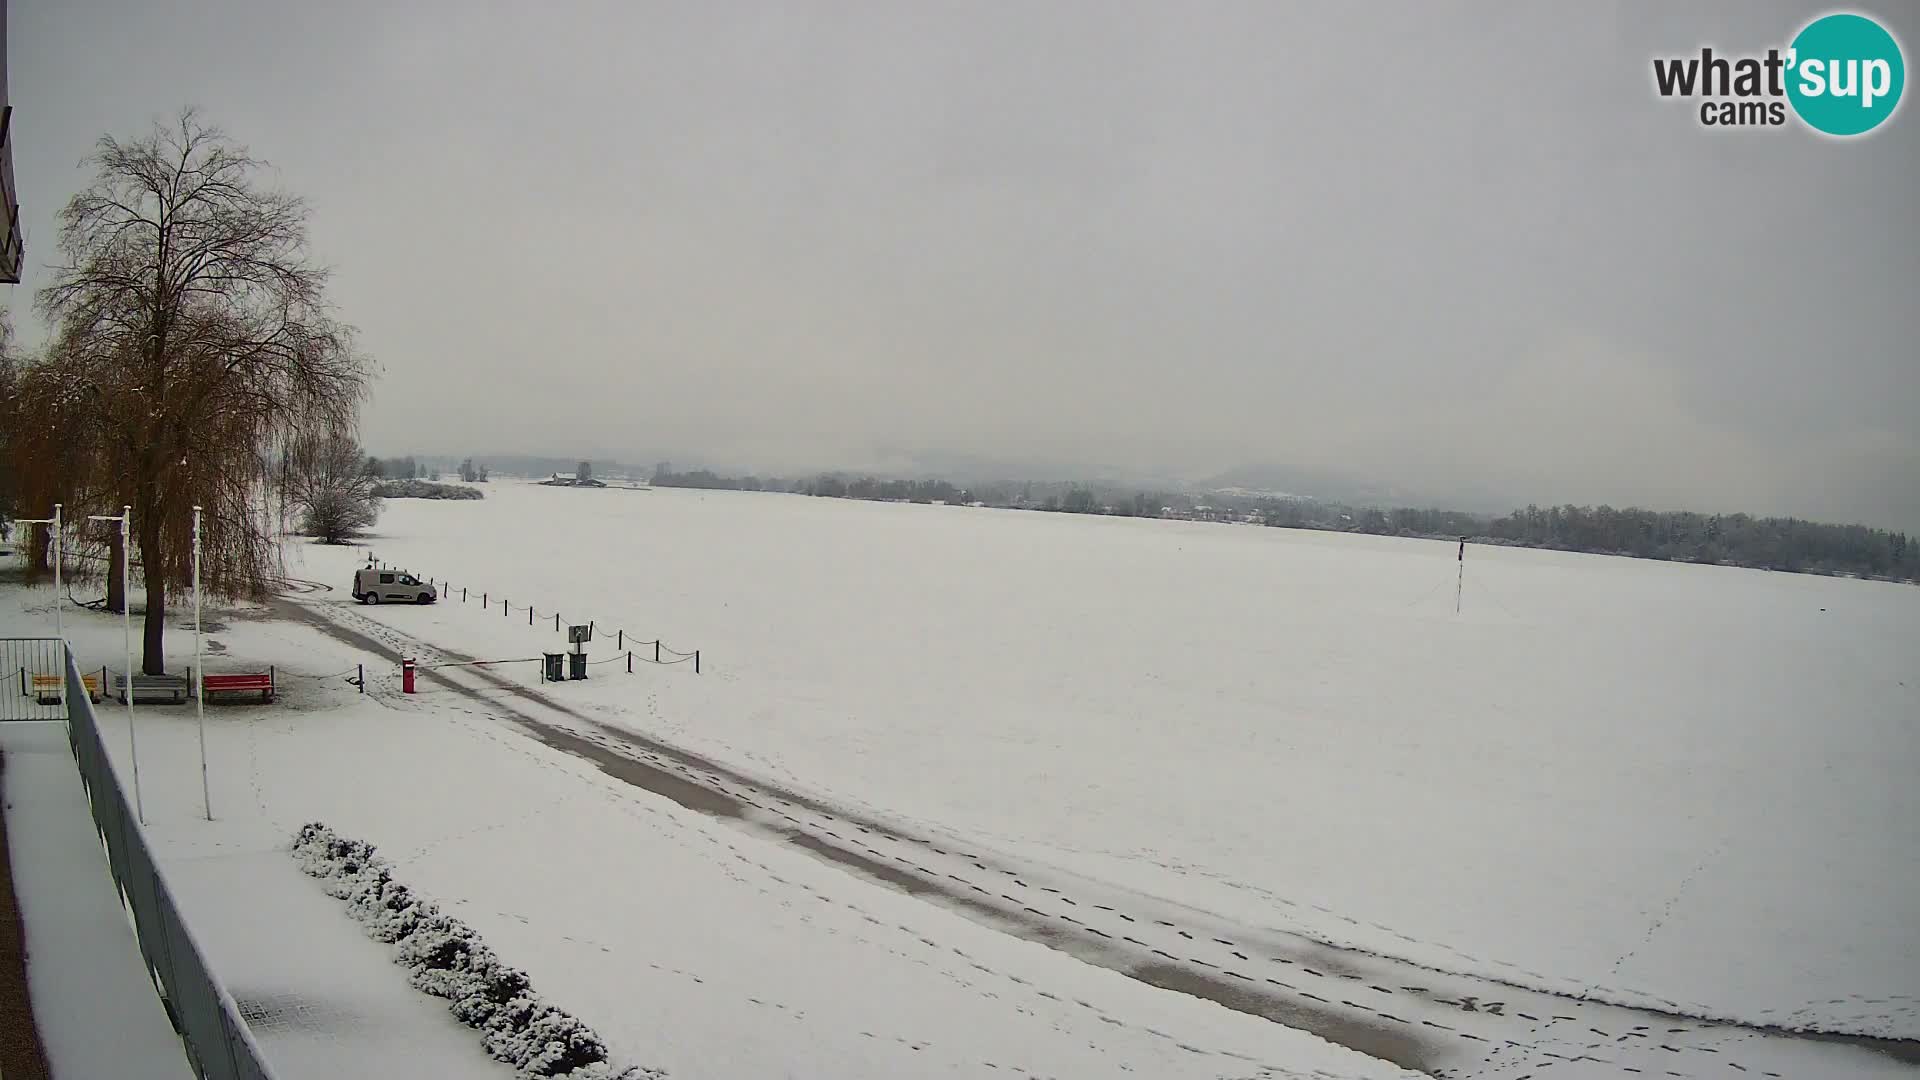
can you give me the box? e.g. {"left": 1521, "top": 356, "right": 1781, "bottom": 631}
{"left": 6, "top": 478, "right": 1916, "bottom": 1078}
{"left": 2, "top": 579, "right": 1406, "bottom": 1079}
{"left": 302, "top": 483, "right": 1919, "bottom": 1032}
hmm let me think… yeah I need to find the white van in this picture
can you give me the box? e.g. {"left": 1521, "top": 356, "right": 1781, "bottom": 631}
{"left": 352, "top": 568, "right": 437, "bottom": 605}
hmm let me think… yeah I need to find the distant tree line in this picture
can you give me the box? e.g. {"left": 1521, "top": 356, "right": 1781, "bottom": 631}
{"left": 1481, "top": 504, "right": 1917, "bottom": 578}
{"left": 645, "top": 466, "right": 1919, "bottom": 583}
{"left": 371, "top": 479, "right": 484, "bottom": 501}
{"left": 365, "top": 455, "right": 428, "bottom": 480}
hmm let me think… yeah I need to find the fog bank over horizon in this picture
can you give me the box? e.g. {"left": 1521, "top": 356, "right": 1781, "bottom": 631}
{"left": 10, "top": 2, "right": 1917, "bottom": 530}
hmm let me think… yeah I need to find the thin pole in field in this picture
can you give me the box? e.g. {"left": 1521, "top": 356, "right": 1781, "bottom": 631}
{"left": 194, "top": 506, "right": 211, "bottom": 821}
{"left": 1455, "top": 537, "right": 1465, "bottom": 615}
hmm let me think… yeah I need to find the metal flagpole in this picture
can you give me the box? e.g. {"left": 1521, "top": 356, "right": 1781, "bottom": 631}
{"left": 16, "top": 506, "right": 66, "bottom": 704}
{"left": 52, "top": 504, "right": 63, "bottom": 649}
{"left": 52, "top": 504, "right": 62, "bottom": 711}
{"left": 194, "top": 506, "right": 210, "bottom": 820}
{"left": 91, "top": 507, "right": 142, "bottom": 824}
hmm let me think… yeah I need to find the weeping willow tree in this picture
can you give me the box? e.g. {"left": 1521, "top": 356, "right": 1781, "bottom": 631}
{"left": 33, "top": 108, "right": 370, "bottom": 674}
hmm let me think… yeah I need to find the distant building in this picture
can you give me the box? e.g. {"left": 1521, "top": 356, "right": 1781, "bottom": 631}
{"left": 540, "top": 472, "right": 607, "bottom": 488}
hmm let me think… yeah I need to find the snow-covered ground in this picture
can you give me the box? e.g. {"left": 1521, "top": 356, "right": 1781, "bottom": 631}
{"left": 3, "top": 582, "right": 1409, "bottom": 1080}
{"left": 5, "top": 479, "right": 1915, "bottom": 1078}
{"left": 300, "top": 483, "right": 1919, "bottom": 1037}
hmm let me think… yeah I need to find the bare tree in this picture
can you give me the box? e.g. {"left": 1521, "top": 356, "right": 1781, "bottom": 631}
{"left": 285, "top": 432, "right": 381, "bottom": 543}
{"left": 35, "top": 109, "right": 370, "bottom": 673}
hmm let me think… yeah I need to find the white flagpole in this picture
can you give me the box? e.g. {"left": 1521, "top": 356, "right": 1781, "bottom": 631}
{"left": 88, "top": 508, "right": 142, "bottom": 821}
{"left": 194, "top": 506, "right": 210, "bottom": 820}
{"left": 123, "top": 507, "right": 141, "bottom": 823}
{"left": 52, "top": 504, "right": 63, "bottom": 649}
{"left": 18, "top": 507, "right": 66, "bottom": 706}
{"left": 53, "top": 504, "right": 64, "bottom": 712}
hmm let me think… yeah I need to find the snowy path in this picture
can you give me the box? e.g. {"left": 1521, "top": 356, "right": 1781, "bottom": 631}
{"left": 294, "top": 596, "right": 1920, "bottom": 1079}
{"left": 0, "top": 721, "right": 194, "bottom": 1080}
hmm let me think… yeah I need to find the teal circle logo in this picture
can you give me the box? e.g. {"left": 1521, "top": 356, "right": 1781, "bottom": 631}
{"left": 1786, "top": 13, "right": 1905, "bottom": 136}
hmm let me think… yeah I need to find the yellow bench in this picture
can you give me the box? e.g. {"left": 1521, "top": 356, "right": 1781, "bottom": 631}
{"left": 32, "top": 673, "right": 102, "bottom": 705}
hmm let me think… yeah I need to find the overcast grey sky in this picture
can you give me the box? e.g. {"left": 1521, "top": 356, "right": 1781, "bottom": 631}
{"left": 8, "top": 2, "right": 1917, "bottom": 528}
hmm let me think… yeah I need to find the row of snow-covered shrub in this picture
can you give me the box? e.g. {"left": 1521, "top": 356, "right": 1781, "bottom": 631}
{"left": 370, "top": 479, "right": 486, "bottom": 500}
{"left": 291, "top": 823, "right": 659, "bottom": 1079}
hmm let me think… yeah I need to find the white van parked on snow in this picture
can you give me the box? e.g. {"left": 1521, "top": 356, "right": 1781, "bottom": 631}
{"left": 352, "top": 568, "right": 437, "bottom": 605}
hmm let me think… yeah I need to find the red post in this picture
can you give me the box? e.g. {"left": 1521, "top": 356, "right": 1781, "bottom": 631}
{"left": 402, "top": 657, "right": 416, "bottom": 694}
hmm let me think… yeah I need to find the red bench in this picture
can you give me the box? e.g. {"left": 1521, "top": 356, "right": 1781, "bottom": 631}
{"left": 201, "top": 669, "right": 276, "bottom": 703}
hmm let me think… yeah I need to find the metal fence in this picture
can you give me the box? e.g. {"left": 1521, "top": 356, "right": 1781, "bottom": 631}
{"left": 62, "top": 648, "right": 280, "bottom": 1080}
{"left": 1, "top": 637, "right": 68, "bottom": 720}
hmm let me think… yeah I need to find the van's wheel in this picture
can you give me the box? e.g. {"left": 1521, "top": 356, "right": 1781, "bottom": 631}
{"left": 367, "top": 593, "right": 381, "bottom": 605}
{"left": 417, "top": 593, "right": 432, "bottom": 605}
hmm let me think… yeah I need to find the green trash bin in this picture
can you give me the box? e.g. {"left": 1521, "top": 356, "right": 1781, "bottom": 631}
{"left": 543, "top": 652, "right": 564, "bottom": 682}
{"left": 568, "top": 651, "right": 587, "bottom": 680}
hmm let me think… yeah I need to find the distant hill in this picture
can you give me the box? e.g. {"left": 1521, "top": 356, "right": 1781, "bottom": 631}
{"left": 1200, "top": 463, "right": 1516, "bottom": 514}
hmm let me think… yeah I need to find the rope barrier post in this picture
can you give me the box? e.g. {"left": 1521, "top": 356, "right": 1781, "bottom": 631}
{"left": 617, "top": 629, "right": 622, "bottom": 650}
{"left": 554, "top": 612, "right": 560, "bottom": 631}
{"left": 654, "top": 640, "right": 661, "bottom": 664}
{"left": 529, "top": 605, "right": 534, "bottom": 626}
{"left": 694, "top": 650, "right": 700, "bottom": 675}
{"left": 358, "top": 663, "right": 364, "bottom": 693}
{"left": 627, "top": 651, "right": 632, "bottom": 674}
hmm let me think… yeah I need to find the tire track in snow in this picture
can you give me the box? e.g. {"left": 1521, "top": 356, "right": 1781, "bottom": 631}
{"left": 285, "top": 597, "right": 1920, "bottom": 1078}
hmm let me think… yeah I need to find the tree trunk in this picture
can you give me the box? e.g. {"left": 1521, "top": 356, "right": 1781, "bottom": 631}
{"left": 138, "top": 513, "right": 166, "bottom": 675}
{"left": 106, "top": 529, "right": 126, "bottom": 613}
{"left": 26, "top": 525, "right": 50, "bottom": 581}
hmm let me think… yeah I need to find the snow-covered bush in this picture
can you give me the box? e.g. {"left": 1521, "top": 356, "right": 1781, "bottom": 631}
{"left": 291, "top": 823, "right": 663, "bottom": 1080}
